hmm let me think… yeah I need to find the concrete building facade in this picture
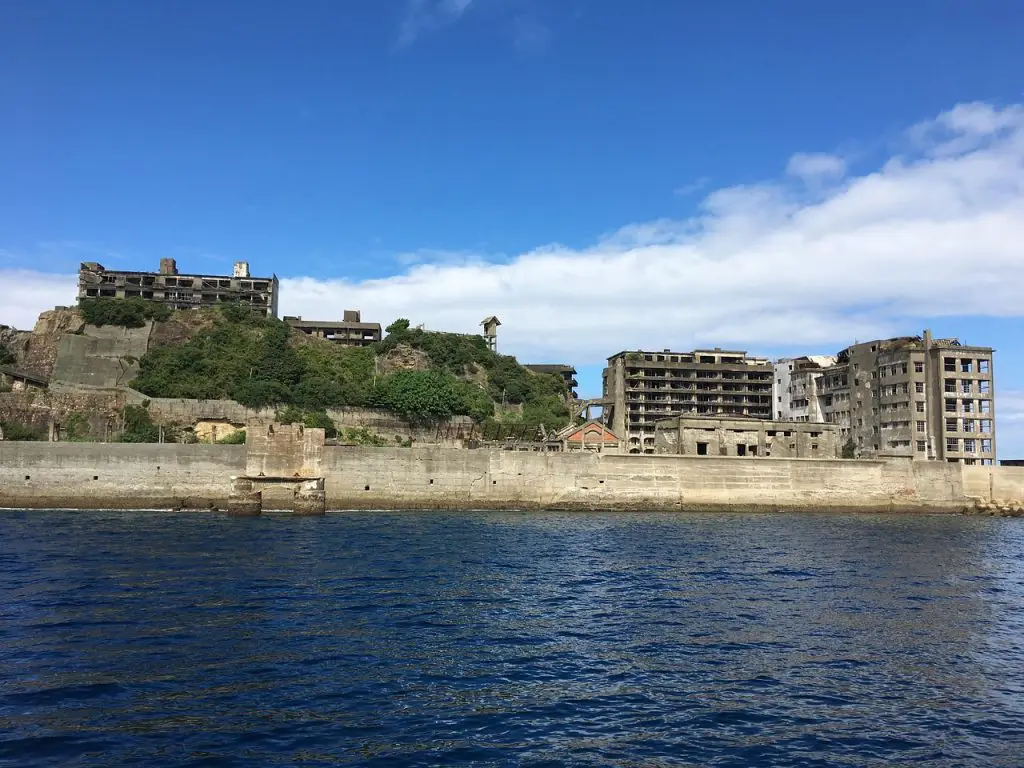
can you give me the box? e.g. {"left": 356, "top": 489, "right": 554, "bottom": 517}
{"left": 78, "top": 259, "right": 279, "bottom": 317}
{"left": 813, "top": 331, "right": 996, "bottom": 464}
{"left": 654, "top": 416, "right": 840, "bottom": 459}
{"left": 284, "top": 310, "right": 382, "bottom": 347}
{"left": 773, "top": 356, "right": 836, "bottom": 422}
{"left": 603, "top": 348, "right": 773, "bottom": 454}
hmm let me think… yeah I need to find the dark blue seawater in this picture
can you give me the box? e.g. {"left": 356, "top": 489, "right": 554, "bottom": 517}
{"left": 1, "top": 511, "right": 1023, "bottom": 767}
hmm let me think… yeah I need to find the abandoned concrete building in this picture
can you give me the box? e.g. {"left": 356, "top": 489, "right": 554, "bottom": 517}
{"left": 603, "top": 348, "right": 773, "bottom": 454}
{"left": 811, "top": 331, "right": 996, "bottom": 464}
{"left": 77, "top": 259, "right": 279, "bottom": 317}
{"left": 524, "top": 364, "right": 579, "bottom": 400}
{"left": 284, "top": 311, "right": 382, "bottom": 347}
{"left": 773, "top": 356, "right": 837, "bottom": 422}
{"left": 655, "top": 416, "right": 840, "bottom": 458}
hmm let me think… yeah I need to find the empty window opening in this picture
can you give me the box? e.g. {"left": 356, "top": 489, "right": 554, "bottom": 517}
{"left": 697, "top": 442, "right": 709, "bottom": 456}
{"left": 736, "top": 444, "right": 747, "bottom": 457}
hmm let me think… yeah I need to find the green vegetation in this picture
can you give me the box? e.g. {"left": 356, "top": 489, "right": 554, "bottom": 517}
{"left": 0, "top": 342, "right": 15, "bottom": 366}
{"left": 130, "top": 308, "right": 573, "bottom": 430}
{"left": 120, "top": 404, "right": 161, "bottom": 443}
{"left": 216, "top": 429, "right": 247, "bottom": 444}
{"left": 62, "top": 412, "right": 92, "bottom": 442}
{"left": 0, "top": 420, "right": 45, "bottom": 441}
{"left": 79, "top": 297, "right": 172, "bottom": 328}
{"left": 276, "top": 406, "right": 338, "bottom": 438}
{"left": 841, "top": 438, "right": 857, "bottom": 459}
{"left": 340, "top": 427, "right": 389, "bottom": 447}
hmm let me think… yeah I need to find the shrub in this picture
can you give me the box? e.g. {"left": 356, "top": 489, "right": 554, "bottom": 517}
{"left": 120, "top": 405, "right": 161, "bottom": 443}
{"left": 0, "top": 420, "right": 44, "bottom": 441}
{"left": 0, "top": 342, "right": 15, "bottom": 365}
{"left": 78, "top": 297, "right": 171, "bottom": 328}
{"left": 216, "top": 429, "right": 247, "bottom": 444}
{"left": 276, "top": 406, "right": 338, "bottom": 438}
{"left": 341, "top": 427, "right": 388, "bottom": 447}
{"left": 841, "top": 438, "right": 857, "bottom": 459}
{"left": 371, "top": 370, "right": 466, "bottom": 424}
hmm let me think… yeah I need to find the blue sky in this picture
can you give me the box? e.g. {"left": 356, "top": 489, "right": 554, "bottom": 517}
{"left": 2, "top": 1, "right": 1024, "bottom": 453}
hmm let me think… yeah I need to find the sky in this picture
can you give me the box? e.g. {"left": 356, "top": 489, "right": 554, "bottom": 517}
{"left": 2, "top": 0, "right": 1024, "bottom": 454}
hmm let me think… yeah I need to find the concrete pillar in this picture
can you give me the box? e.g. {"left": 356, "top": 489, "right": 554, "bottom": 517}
{"left": 292, "top": 478, "right": 326, "bottom": 516}
{"left": 227, "top": 476, "right": 262, "bottom": 516}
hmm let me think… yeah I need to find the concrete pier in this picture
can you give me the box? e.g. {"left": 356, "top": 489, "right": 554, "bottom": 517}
{"left": 292, "top": 478, "right": 326, "bottom": 516}
{"left": 227, "top": 476, "right": 262, "bottom": 516}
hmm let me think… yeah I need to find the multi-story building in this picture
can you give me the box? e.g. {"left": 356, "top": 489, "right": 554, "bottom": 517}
{"left": 285, "top": 310, "right": 382, "bottom": 347}
{"left": 811, "top": 331, "right": 995, "bottom": 464}
{"left": 78, "top": 259, "right": 279, "bottom": 317}
{"left": 773, "top": 356, "right": 836, "bottom": 422}
{"left": 603, "top": 348, "right": 773, "bottom": 454}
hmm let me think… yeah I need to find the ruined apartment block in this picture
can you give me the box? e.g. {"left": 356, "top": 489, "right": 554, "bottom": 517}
{"left": 285, "top": 310, "right": 382, "bottom": 347}
{"left": 654, "top": 416, "right": 840, "bottom": 459}
{"left": 812, "top": 331, "right": 996, "bottom": 464}
{"left": 78, "top": 259, "right": 279, "bottom": 317}
{"left": 603, "top": 348, "right": 773, "bottom": 454}
{"left": 773, "top": 356, "right": 837, "bottom": 423}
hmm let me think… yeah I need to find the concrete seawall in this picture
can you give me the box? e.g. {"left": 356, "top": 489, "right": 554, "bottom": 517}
{"left": 0, "top": 443, "right": 971, "bottom": 512}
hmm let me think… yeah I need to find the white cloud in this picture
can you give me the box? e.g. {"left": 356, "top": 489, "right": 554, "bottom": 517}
{"left": 996, "top": 390, "right": 1024, "bottom": 459}
{"left": 786, "top": 152, "right": 846, "bottom": 181}
{"left": 0, "top": 270, "right": 77, "bottom": 330}
{"left": 3, "top": 101, "right": 1024, "bottom": 372}
{"left": 397, "top": 0, "right": 475, "bottom": 47}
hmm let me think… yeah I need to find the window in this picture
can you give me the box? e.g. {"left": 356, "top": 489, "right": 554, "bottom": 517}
{"left": 916, "top": 401, "right": 925, "bottom": 413}
{"left": 979, "top": 359, "right": 990, "bottom": 374}
{"left": 982, "top": 459, "right": 993, "bottom": 466}
{"left": 915, "top": 361, "right": 924, "bottom": 373}
{"left": 980, "top": 400, "right": 991, "bottom": 414}
{"left": 901, "top": 363, "right": 908, "bottom": 374}
{"left": 981, "top": 419, "right": 992, "bottom": 434}
{"left": 944, "top": 357, "right": 956, "bottom": 372}
{"left": 945, "top": 399, "right": 956, "bottom": 413}
{"left": 961, "top": 360, "right": 973, "bottom": 373}
{"left": 916, "top": 421, "right": 925, "bottom": 433}
{"left": 946, "top": 437, "right": 959, "bottom": 452}
{"left": 946, "top": 418, "right": 958, "bottom": 432}
{"left": 963, "top": 438, "right": 976, "bottom": 453}
{"left": 917, "top": 440, "right": 927, "bottom": 452}
{"left": 980, "top": 380, "right": 990, "bottom": 393}
{"left": 915, "top": 382, "right": 924, "bottom": 393}
{"left": 963, "top": 419, "right": 975, "bottom": 433}
{"left": 962, "top": 399, "right": 974, "bottom": 413}
{"left": 961, "top": 380, "right": 973, "bottom": 393}
{"left": 982, "top": 439, "right": 993, "bottom": 452}
{"left": 944, "top": 378, "right": 957, "bottom": 393}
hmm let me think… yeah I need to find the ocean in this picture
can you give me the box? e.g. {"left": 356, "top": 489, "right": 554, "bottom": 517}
{"left": 1, "top": 510, "right": 1022, "bottom": 766}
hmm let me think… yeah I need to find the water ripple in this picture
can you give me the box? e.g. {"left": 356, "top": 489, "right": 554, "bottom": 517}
{"left": 1, "top": 510, "right": 1023, "bottom": 766}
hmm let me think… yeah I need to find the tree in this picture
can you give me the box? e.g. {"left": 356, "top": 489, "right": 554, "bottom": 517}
{"left": 841, "top": 438, "right": 857, "bottom": 459}
{"left": 373, "top": 370, "right": 465, "bottom": 423}
{"left": 0, "top": 342, "right": 15, "bottom": 366}
{"left": 121, "top": 405, "right": 161, "bottom": 443}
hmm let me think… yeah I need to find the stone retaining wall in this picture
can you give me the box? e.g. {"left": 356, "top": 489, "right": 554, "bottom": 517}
{"left": 0, "top": 443, "right": 969, "bottom": 513}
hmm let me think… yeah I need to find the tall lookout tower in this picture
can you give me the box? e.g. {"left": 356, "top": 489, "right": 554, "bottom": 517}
{"left": 481, "top": 316, "right": 501, "bottom": 353}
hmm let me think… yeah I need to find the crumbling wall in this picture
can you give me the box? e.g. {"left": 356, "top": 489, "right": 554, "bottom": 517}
{"left": 245, "top": 423, "right": 325, "bottom": 478}
{"left": 52, "top": 323, "right": 153, "bottom": 388}
{"left": 0, "top": 388, "right": 127, "bottom": 439}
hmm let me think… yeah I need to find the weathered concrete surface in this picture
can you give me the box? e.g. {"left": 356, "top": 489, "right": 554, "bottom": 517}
{"left": 52, "top": 324, "right": 153, "bottom": 388}
{"left": 0, "top": 443, "right": 972, "bottom": 513}
{"left": 962, "top": 464, "right": 1024, "bottom": 503}
{"left": 0, "top": 443, "right": 245, "bottom": 510}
